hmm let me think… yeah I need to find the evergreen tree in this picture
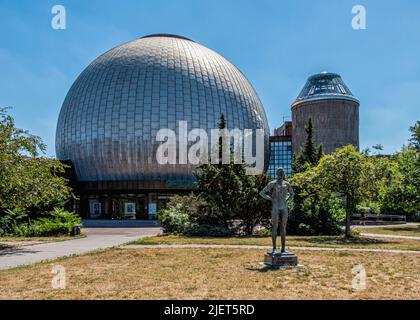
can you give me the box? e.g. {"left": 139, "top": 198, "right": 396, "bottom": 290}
{"left": 302, "top": 118, "right": 316, "bottom": 165}
{"left": 293, "top": 118, "right": 323, "bottom": 173}
{"left": 193, "top": 113, "right": 271, "bottom": 233}
{"left": 409, "top": 120, "right": 420, "bottom": 150}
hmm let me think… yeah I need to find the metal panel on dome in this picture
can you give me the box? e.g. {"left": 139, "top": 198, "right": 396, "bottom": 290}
{"left": 55, "top": 35, "right": 270, "bottom": 183}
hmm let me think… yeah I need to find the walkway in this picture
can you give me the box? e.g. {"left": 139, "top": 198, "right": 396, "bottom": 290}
{"left": 360, "top": 233, "right": 420, "bottom": 240}
{"left": 353, "top": 223, "right": 418, "bottom": 229}
{"left": 124, "top": 244, "right": 420, "bottom": 255}
{"left": 0, "top": 227, "right": 161, "bottom": 270}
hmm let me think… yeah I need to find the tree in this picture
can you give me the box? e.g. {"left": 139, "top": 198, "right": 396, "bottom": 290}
{"left": 409, "top": 120, "right": 420, "bottom": 150}
{"left": 289, "top": 118, "right": 343, "bottom": 236}
{"left": 293, "top": 118, "right": 323, "bottom": 173}
{"left": 238, "top": 173, "right": 271, "bottom": 235}
{"left": 0, "top": 107, "right": 72, "bottom": 215}
{"left": 378, "top": 121, "right": 420, "bottom": 218}
{"left": 372, "top": 144, "right": 384, "bottom": 155}
{"left": 314, "top": 145, "right": 373, "bottom": 237}
{"left": 379, "top": 148, "right": 420, "bottom": 218}
{"left": 193, "top": 114, "right": 271, "bottom": 234}
{"left": 290, "top": 169, "right": 344, "bottom": 235}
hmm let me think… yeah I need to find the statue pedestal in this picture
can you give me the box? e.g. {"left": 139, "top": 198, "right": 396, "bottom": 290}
{"left": 264, "top": 252, "right": 298, "bottom": 268}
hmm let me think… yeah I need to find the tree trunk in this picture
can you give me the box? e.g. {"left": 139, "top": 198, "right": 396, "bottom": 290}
{"left": 345, "top": 211, "right": 351, "bottom": 237}
{"left": 345, "top": 195, "right": 352, "bottom": 237}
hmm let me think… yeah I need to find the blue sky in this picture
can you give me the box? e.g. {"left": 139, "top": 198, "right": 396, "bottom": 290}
{"left": 0, "top": 0, "right": 419, "bottom": 156}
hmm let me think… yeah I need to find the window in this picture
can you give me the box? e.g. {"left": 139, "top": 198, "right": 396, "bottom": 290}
{"left": 125, "top": 202, "right": 136, "bottom": 214}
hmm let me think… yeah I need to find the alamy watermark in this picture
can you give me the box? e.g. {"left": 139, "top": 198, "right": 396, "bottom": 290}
{"left": 156, "top": 121, "right": 265, "bottom": 175}
{"left": 352, "top": 264, "right": 366, "bottom": 290}
{"left": 51, "top": 5, "right": 66, "bottom": 30}
{"left": 352, "top": 5, "right": 366, "bottom": 30}
{"left": 51, "top": 265, "right": 66, "bottom": 289}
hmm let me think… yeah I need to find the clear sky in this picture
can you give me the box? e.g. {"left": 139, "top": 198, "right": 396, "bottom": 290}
{"left": 0, "top": 0, "right": 419, "bottom": 156}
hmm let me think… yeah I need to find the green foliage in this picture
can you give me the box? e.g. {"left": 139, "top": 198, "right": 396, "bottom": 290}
{"left": 0, "top": 208, "right": 81, "bottom": 237}
{"left": 289, "top": 118, "right": 342, "bottom": 236}
{"left": 184, "top": 225, "right": 233, "bottom": 237}
{"left": 379, "top": 148, "right": 420, "bottom": 218}
{"left": 194, "top": 161, "right": 271, "bottom": 234}
{"left": 292, "top": 118, "right": 324, "bottom": 173}
{"left": 0, "top": 107, "right": 73, "bottom": 214}
{"left": 409, "top": 120, "right": 420, "bottom": 150}
{"left": 290, "top": 168, "right": 344, "bottom": 236}
{"left": 166, "top": 193, "right": 207, "bottom": 221}
{"left": 191, "top": 113, "right": 271, "bottom": 234}
{"left": 0, "top": 209, "right": 29, "bottom": 236}
{"left": 356, "top": 202, "right": 380, "bottom": 215}
{"left": 313, "top": 145, "right": 373, "bottom": 236}
{"left": 237, "top": 173, "right": 272, "bottom": 235}
{"left": 157, "top": 207, "right": 194, "bottom": 234}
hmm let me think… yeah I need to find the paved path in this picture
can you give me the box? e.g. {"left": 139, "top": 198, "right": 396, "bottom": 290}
{"left": 124, "top": 244, "right": 420, "bottom": 255}
{"left": 361, "top": 233, "right": 420, "bottom": 240}
{"left": 352, "top": 223, "right": 418, "bottom": 229}
{"left": 0, "top": 227, "right": 161, "bottom": 270}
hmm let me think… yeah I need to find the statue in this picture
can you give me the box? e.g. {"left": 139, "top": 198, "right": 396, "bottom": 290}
{"left": 260, "top": 167, "right": 294, "bottom": 254}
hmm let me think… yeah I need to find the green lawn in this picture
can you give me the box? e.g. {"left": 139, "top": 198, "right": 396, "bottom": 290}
{"left": 130, "top": 234, "right": 420, "bottom": 251}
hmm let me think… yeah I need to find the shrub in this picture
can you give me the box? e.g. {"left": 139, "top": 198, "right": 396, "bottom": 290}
{"left": 184, "top": 224, "right": 233, "bottom": 237}
{"left": 157, "top": 207, "right": 194, "bottom": 234}
{"left": 0, "top": 209, "right": 29, "bottom": 236}
{"left": 0, "top": 208, "right": 81, "bottom": 237}
{"left": 21, "top": 218, "right": 70, "bottom": 237}
{"left": 166, "top": 193, "right": 208, "bottom": 223}
{"left": 288, "top": 194, "right": 344, "bottom": 236}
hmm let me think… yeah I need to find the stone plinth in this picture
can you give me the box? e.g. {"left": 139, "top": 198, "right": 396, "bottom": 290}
{"left": 264, "top": 252, "right": 298, "bottom": 267}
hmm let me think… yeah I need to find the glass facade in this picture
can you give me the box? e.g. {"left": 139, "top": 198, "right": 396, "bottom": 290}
{"left": 83, "top": 193, "right": 175, "bottom": 220}
{"left": 268, "top": 138, "right": 292, "bottom": 178}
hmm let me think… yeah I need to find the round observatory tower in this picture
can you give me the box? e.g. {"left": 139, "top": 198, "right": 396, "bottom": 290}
{"left": 291, "top": 72, "right": 359, "bottom": 155}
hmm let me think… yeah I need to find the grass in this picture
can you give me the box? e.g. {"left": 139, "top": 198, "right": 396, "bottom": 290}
{"left": 0, "top": 247, "right": 418, "bottom": 299}
{"left": 355, "top": 224, "right": 420, "bottom": 237}
{"left": 130, "top": 234, "right": 420, "bottom": 251}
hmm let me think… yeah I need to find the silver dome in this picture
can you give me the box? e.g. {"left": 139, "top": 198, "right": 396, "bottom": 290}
{"left": 56, "top": 34, "right": 270, "bottom": 182}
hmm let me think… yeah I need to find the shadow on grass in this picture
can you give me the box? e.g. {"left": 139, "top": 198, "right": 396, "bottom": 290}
{"left": 381, "top": 226, "right": 420, "bottom": 234}
{"left": 293, "top": 236, "right": 390, "bottom": 246}
{"left": 245, "top": 265, "right": 301, "bottom": 273}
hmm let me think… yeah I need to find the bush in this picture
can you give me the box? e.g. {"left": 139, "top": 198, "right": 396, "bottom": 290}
{"left": 21, "top": 218, "right": 71, "bottom": 237}
{"left": 0, "top": 208, "right": 81, "bottom": 237}
{"left": 288, "top": 194, "right": 344, "bottom": 236}
{"left": 0, "top": 209, "right": 29, "bottom": 236}
{"left": 166, "top": 193, "right": 208, "bottom": 224}
{"left": 184, "top": 225, "right": 233, "bottom": 237}
{"left": 157, "top": 207, "right": 194, "bottom": 234}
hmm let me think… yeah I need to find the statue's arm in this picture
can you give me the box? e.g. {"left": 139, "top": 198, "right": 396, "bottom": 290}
{"left": 286, "top": 182, "right": 294, "bottom": 202}
{"left": 259, "top": 182, "right": 273, "bottom": 201}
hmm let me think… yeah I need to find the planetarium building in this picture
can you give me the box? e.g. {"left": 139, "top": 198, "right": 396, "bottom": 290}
{"left": 56, "top": 34, "right": 270, "bottom": 219}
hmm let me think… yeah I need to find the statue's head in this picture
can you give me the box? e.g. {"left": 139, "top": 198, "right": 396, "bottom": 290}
{"left": 276, "top": 167, "right": 285, "bottom": 180}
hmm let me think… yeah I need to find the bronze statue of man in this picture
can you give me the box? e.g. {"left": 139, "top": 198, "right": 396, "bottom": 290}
{"left": 260, "top": 167, "right": 294, "bottom": 254}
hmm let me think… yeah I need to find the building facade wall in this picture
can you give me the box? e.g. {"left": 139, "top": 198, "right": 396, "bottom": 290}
{"left": 292, "top": 99, "right": 359, "bottom": 155}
